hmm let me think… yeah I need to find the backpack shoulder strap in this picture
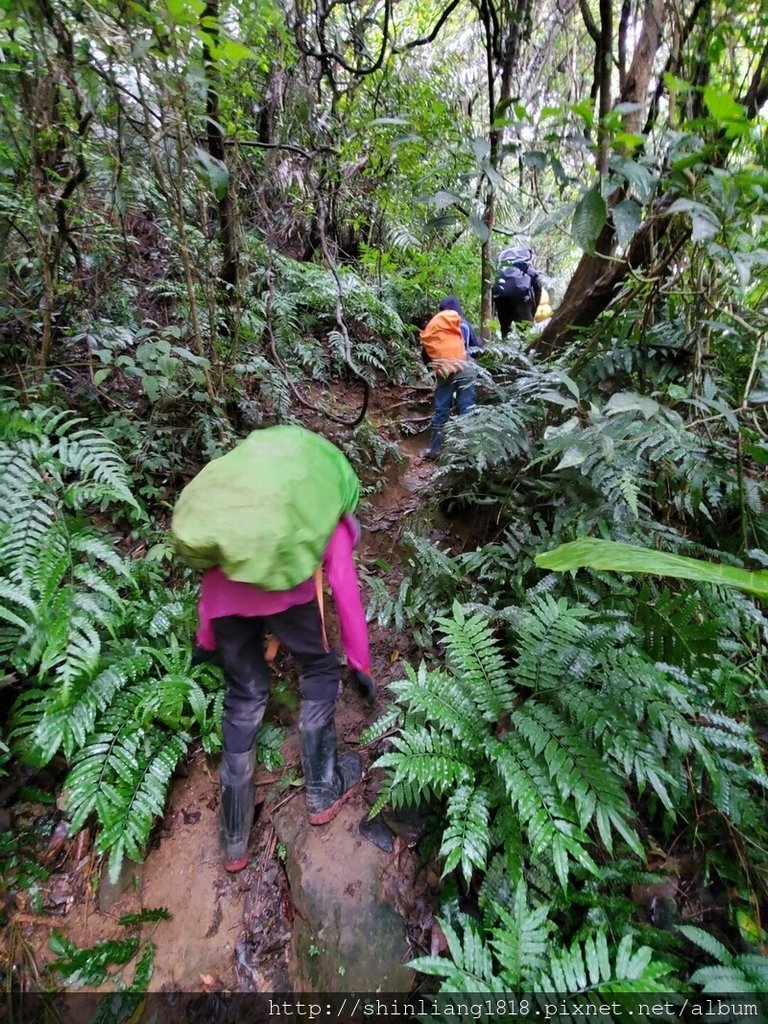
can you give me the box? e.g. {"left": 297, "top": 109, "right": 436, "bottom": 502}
{"left": 314, "top": 564, "right": 329, "bottom": 652}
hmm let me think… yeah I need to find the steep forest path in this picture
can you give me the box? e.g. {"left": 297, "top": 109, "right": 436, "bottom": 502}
{"left": 15, "top": 384, "right": 444, "bottom": 994}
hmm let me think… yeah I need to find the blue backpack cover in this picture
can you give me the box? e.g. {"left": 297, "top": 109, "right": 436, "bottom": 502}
{"left": 492, "top": 264, "right": 533, "bottom": 304}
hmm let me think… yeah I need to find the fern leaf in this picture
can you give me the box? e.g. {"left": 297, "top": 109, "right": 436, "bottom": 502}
{"left": 437, "top": 603, "right": 515, "bottom": 720}
{"left": 441, "top": 784, "right": 491, "bottom": 883}
{"left": 371, "top": 727, "right": 472, "bottom": 814}
{"left": 678, "top": 925, "right": 733, "bottom": 964}
{"left": 387, "top": 662, "right": 488, "bottom": 745}
{"left": 513, "top": 702, "right": 641, "bottom": 854}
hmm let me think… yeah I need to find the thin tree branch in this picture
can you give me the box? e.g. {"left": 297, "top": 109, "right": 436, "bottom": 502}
{"left": 644, "top": 0, "right": 709, "bottom": 133}
{"left": 394, "top": 0, "right": 464, "bottom": 51}
{"left": 223, "top": 139, "right": 339, "bottom": 158}
{"left": 596, "top": 0, "right": 612, "bottom": 174}
{"left": 290, "top": 0, "right": 391, "bottom": 75}
{"left": 617, "top": 0, "right": 630, "bottom": 92}
{"left": 577, "top": 0, "right": 600, "bottom": 44}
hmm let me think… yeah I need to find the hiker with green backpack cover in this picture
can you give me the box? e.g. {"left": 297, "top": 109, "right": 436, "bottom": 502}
{"left": 172, "top": 425, "right": 375, "bottom": 872}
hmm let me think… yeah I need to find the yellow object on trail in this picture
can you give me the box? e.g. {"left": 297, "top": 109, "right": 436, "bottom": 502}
{"left": 535, "top": 288, "right": 553, "bottom": 323}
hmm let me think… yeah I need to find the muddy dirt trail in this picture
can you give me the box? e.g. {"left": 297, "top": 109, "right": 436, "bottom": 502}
{"left": 10, "top": 390, "right": 443, "bottom": 993}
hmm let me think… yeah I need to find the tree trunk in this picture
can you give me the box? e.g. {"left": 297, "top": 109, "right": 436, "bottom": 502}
{"left": 538, "top": 0, "right": 665, "bottom": 357}
{"left": 539, "top": 28, "right": 768, "bottom": 361}
{"left": 479, "top": 0, "right": 531, "bottom": 335}
{"left": 202, "top": 2, "right": 239, "bottom": 292}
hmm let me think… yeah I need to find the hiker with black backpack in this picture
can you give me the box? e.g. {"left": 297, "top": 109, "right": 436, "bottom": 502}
{"left": 491, "top": 246, "right": 542, "bottom": 337}
{"left": 419, "top": 295, "right": 483, "bottom": 460}
{"left": 172, "top": 426, "right": 375, "bottom": 873}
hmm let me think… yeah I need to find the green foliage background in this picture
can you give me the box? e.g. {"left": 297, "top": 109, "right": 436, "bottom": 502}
{"left": 1, "top": 0, "right": 768, "bottom": 998}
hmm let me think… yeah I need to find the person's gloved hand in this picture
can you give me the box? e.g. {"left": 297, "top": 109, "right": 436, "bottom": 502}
{"left": 192, "top": 644, "right": 220, "bottom": 668}
{"left": 350, "top": 669, "right": 376, "bottom": 706}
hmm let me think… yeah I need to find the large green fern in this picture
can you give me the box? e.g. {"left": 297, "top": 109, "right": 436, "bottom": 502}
{"left": 367, "top": 598, "right": 766, "bottom": 889}
{"left": 411, "top": 882, "right": 679, "bottom": 994}
{"left": 0, "top": 400, "right": 228, "bottom": 880}
{"left": 678, "top": 926, "right": 768, "bottom": 993}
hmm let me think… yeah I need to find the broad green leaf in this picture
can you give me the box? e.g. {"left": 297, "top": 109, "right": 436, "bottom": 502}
{"left": 470, "top": 137, "right": 490, "bottom": 162}
{"left": 370, "top": 116, "right": 409, "bottom": 126}
{"left": 690, "top": 209, "right": 720, "bottom": 242}
{"left": 165, "top": 0, "right": 204, "bottom": 25}
{"left": 571, "top": 186, "right": 606, "bottom": 253}
{"left": 554, "top": 448, "right": 586, "bottom": 470}
{"left": 424, "top": 214, "right": 460, "bottom": 231}
{"left": 612, "top": 199, "right": 642, "bottom": 247}
{"left": 535, "top": 538, "right": 768, "bottom": 599}
{"left": 614, "top": 131, "right": 644, "bottom": 153}
{"left": 523, "top": 150, "right": 547, "bottom": 169}
{"left": 571, "top": 98, "right": 594, "bottom": 130}
{"left": 668, "top": 198, "right": 719, "bottom": 242}
{"left": 746, "top": 443, "right": 768, "bottom": 466}
{"left": 604, "top": 391, "right": 659, "bottom": 418}
{"left": 663, "top": 72, "right": 689, "bottom": 94}
{"left": 731, "top": 252, "right": 753, "bottom": 289}
{"left": 493, "top": 98, "right": 516, "bottom": 120}
{"left": 550, "top": 368, "right": 580, "bottom": 400}
{"left": 191, "top": 146, "right": 229, "bottom": 200}
{"left": 469, "top": 213, "right": 490, "bottom": 243}
{"left": 212, "top": 38, "right": 255, "bottom": 63}
{"left": 703, "top": 86, "right": 745, "bottom": 125}
{"left": 431, "top": 190, "right": 461, "bottom": 211}
{"left": 617, "top": 158, "right": 656, "bottom": 201}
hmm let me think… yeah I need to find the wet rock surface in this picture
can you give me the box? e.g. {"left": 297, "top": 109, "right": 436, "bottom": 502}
{"left": 273, "top": 796, "right": 414, "bottom": 992}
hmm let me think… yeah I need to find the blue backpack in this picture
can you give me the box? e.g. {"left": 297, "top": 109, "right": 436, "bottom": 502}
{"left": 493, "top": 248, "right": 534, "bottom": 305}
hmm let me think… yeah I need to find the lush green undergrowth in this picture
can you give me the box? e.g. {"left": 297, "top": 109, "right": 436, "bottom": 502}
{"left": 364, "top": 309, "right": 768, "bottom": 993}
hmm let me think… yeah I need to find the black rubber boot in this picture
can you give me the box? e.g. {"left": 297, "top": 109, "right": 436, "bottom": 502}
{"left": 219, "top": 748, "right": 256, "bottom": 872}
{"left": 300, "top": 700, "right": 362, "bottom": 825}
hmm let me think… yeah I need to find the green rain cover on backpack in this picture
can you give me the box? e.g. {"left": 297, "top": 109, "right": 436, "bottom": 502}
{"left": 171, "top": 425, "right": 360, "bottom": 590}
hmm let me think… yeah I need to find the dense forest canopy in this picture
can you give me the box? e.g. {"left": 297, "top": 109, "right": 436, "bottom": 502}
{"left": 2, "top": 0, "right": 768, "bottom": 999}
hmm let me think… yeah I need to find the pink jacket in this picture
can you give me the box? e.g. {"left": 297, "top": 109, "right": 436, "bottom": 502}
{"left": 196, "top": 515, "right": 370, "bottom": 672}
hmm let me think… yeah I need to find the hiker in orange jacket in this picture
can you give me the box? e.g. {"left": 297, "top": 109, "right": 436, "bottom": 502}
{"left": 420, "top": 295, "right": 483, "bottom": 459}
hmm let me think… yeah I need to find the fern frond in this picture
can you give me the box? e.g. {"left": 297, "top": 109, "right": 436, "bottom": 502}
{"left": 0, "top": 499, "right": 56, "bottom": 575}
{"left": 254, "top": 722, "right": 285, "bottom": 772}
{"left": 371, "top": 727, "right": 473, "bottom": 815}
{"left": 437, "top": 602, "right": 515, "bottom": 720}
{"left": 440, "top": 399, "right": 531, "bottom": 473}
{"left": 513, "top": 702, "right": 641, "bottom": 855}
{"left": 46, "top": 619, "right": 102, "bottom": 700}
{"left": 360, "top": 705, "right": 403, "bottom": 745}
{"left": 387, "top": 662, "right": 488, "bottom": 746}
{"left": 98, "top": 732, "right": 189, "bottom": 883}
{"left": 489, "top": 881, "right": 552, "bottom": 987}
{"left": 0, "top": 579, "right": 35, "bottom": 635}
{"left": 57, "top": 428, "right": 138, "bottom": 509}
{"left": 514, "top": 594, "right": 594, "bottom": 693}
{"left": 441, "top": 784, "right": 491, "bottom": 884}
{"left": 487, "top": 734, "right": 598, "bottom": 887}
{"left": 71, "top": 535, "right": 133, "bottom": 580}
{"left": 409, "top": 915, "right": 501, "bottom": 991}
{"left": 630, "top": 585, "right": 722, "bottom": 670}
{"left": 537, "top": 931, "right": 676, "bottom": 993}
